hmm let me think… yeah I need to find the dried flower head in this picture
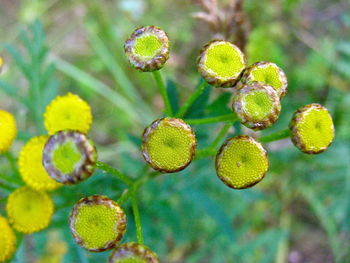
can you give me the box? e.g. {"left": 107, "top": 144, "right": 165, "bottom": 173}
{"left": 233, "top": 82, "right": 281, "bottom": 130}
{"left": 0, "top": 216, "right": 16, "bottom": 262}
{"left": 6, "top": 186, "right": 54, "bottom": 234}
{"left": 142, "top": 118, "right": 196, "bottom": 173}
{"left": 44, "top": 93, "right": 92, "bottom": 135}
{"left": 215, "top": 136, "right": 269, "bottom": 189}
{"left": 109, "top": 242, "right": 159, "bottom": 263}
{"left": 43, "top": 130, "right": 97, "bottom": 185}
{"left": 0, "top": 109, "right": 17, "bottom": 154}
{"left": 290, "top": 103, "right": 334, "bottom": 154}
{"left": 19, "top": 136, "right": 62, "bottom": 191}
{"left": 125, "top": 26, "right": 170, "bottom": 72}
{"left": 197, "top": 40, "right": 246, "bottom": 87}
{"left": 239, "top": 61, "right": 288, "bottom": 99}
{"left": 69, "top": 195, "right": 126, "bottom": 252}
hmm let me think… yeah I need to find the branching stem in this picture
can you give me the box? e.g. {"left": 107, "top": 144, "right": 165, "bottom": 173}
{"left": 152, "top": 70, "right": 173, "bottom": 116}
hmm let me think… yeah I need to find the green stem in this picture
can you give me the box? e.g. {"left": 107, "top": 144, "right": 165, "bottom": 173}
{"left": 96, "top": 161, "right": 133, "bottom": 186}
{"left": 152, "top": 70, "right": 173, "bottom": 116}
{"left": 185, "top": 113, "right": 238, "bottom": 125}
{"left": 176, "top": 80, "right": 207, "bottom": 118}
{"left": 259, "top": 129, "right": 291, "bottom": 143}
{"left": 131, "top": 187, "right": 144, "bottom": 244}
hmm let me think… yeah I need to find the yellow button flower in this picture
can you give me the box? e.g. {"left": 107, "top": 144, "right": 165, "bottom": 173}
{"left": 69, "top": 195, "right": 126, "bottom": 252}
{"left": 0, "top": 216, "right": 16, "bottom": 262}
{"left": 6, "top": 186, "right": 54, "bottom": 234}
{"left": 197, "top": 40, "right": 246, "bottom": 87}
{"left": 0, "top": 109, "right": 17, "bottom": 154}
{"left": 239, "top": 61, "right": 288, "bottom": 99}
{"left": 18, "top": 136, "right": 62, "bottom": 191}
{"left": 44, "top": 93, "right": 92, "bottom": 135}
{"left": 215, "top": 136, "right": 269, "bottom": 189}
{"left": 0, "top": 55, "right": 4, "bottom": 73}
{"left": 233, "top": 82, "right": 281, "bottom": 130}
{"left": 125, "top": 26, "right": 170, "bottom": 72}
{"left": 43, "top": 131, "right": 97, "bottom": 185}
{"left": 109, "top": 242, "right": 159, "bottom": 263}
{"left": 142, "top": 118, "right": 196, "bottom": 173}
{"left": 290, "top": 103, "right": 335, "bottom": 154}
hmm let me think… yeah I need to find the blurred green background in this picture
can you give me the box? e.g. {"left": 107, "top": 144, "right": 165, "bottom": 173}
{"left": 0, "top": 0, "right": 350, "bottom": 262}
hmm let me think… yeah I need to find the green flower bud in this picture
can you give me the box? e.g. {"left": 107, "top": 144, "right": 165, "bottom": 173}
{"left": 142, "top": 118, "right": 196, "bottom": 173}
{"left": 124, "top": 26, "right": 170, "bottom": 72}
{"left": 109, "top": 242, "right": 159, "bottom": 263}
{"left": 197, "top": 40, "right": 246, "bottom": 87}
{"left": 239, "top": 61, "right": 288, "bottom": 99}
{"left": 289, "top": 103, "right": 335, "bottom": 154}
{"left": 42, "top": 130, "right": 97, "bottom": 184}
{"left": 233, "top": 82, "right": 281, "bottom": 130}
{"left": 69, "top": 195, "right": 126, "bottom": 252}
{"left": 215, "top": 136, "right": 269, "bottom": 189}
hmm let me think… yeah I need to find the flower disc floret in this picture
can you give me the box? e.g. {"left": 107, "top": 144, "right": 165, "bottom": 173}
{"left": 197, "top": 40, "right": 246, "bottom": 87}
{"left": 109, "top": 242, "right": 159, "bottom": 263}
{"left": 290, "top": 103, "right": 334, "bottom": 154}
{"left": 233, "top": 82, "right": 281, "bottom": 130}
{"left": 125, "top": 26, "right": 170, "bottom": 72}
{"left": 43, "top": 130, "right": 97, "bottom": 185}
{"left": 69, "top": 195, "right": 126, "bottom": 252}
{"left": 19, "top": 136, "right": 62, "bottom": 191}
{"left": 215, "top": 136, "right": 269, "bottom": 189}
{"left": 142, "top": 118, "right": 196, "bottom": 173}
{"left": 0, "top": 109, "right": 17, "bottom": 153}
{"left": 6, "top": 186, "right": 54, "bottom": 234}
{"left": 0, "top": 216, "right": 16, "bottom": 262}
{"left": 44, "top": 93, "right": 92, "bottom": 135}
{"left": 239, "top": 61, "right": 288, "bottom": 99}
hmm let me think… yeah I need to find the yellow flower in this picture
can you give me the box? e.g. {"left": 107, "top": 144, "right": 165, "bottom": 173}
{"left": 109, "top": 242, "right": 159, "bottom": 263}
{"left": 69, "top": 195, "right": 126, "bottom": 252}
{"left": 0, "top": 216, "right": 16, "bottom": 262}
{"left": 125, "top": 26, "right": 170, "bottom": 72}
{"left": 0, "top": 55, "right": 4, "bottom": 73}
{"left": 18, "top": 136, "right": 62, "bottom": 191}
{"left": 215, "top": 136, "right": 269, "bottom": 189}
{"left": 142, "top": 118, "right": 196, "bottom": 173}
{"left": 290, "top": 103, "right": 334, "bottom": 154}
{"left": 6, "top": 186, "right": 54, "bottom": 234}
{"left": 0, "top": 109, "right": 17, "bottom": 154}
{"left": 44, "top": 93, "right": 92, "bottom": 135}
{"left": 197, "top": 40, "right": 246, "bottom": 87}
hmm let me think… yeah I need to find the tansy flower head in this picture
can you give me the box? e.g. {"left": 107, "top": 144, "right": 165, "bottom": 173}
{"left": 233, "top": 82, "right": 281, "bottom": 130}
{"left": 44, "top": 93, "right": 92, "bottom": 135}
{"left": 0, "top": 216, "right": 16, "bottom": 262}
{"left": 6, "top": 186, "right": 54, "bottom": 234}
{"left": 142, "top": 118, "right": 196, "bottom": 173}
{"left": 43, "top": 130, "right": 97, "bottom": 185}
{"left": 0, "top": 109, "right": 17, "bottom": 154}
{"left": 109, "top": 242, "right": 159, "bottom": 263}
{"left": 69, "top": 195, "right": 126, "bottom": 252}
{"left": 215, "top": 136, "right": 268, "bottom": 189}
{"left": 124, "top": 26, "right": 170, "bottom": 72}
{"left": 290, "top": 103, "right": 335, "bottom": 154}
{"left": 0, "top": 55, "right": 3, "bottom": 73}
{"left": 239, "top": 61, "right": 288, "bottom": 99}
{"left": 197, "top": 40, "right": 246, "bottom": 87}
{"left": 19, "top": 136, "right": 62, "bottom": 191}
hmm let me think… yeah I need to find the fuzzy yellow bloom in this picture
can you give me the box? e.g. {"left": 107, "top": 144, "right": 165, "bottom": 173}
{"left": 0, "top": 216, "right": 16, "bottom": 262}
{"left": 0, "top": 109, "right": 17, "bottom": 154}
{"left": 0, "top": 56, "right": 3, "bottom": 72}
{"left": 44, "top": 93, "right": 92, "bottom": 135}
{"left": 6, "top": 186, "right": 54, "bottom": 234}
{"left": 18, "top": 136, "right": 62, "bottom": 191}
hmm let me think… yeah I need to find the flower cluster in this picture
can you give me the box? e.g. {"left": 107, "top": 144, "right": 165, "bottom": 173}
{"left": 125, "top": 26, "right": 335, "bottom": 191}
